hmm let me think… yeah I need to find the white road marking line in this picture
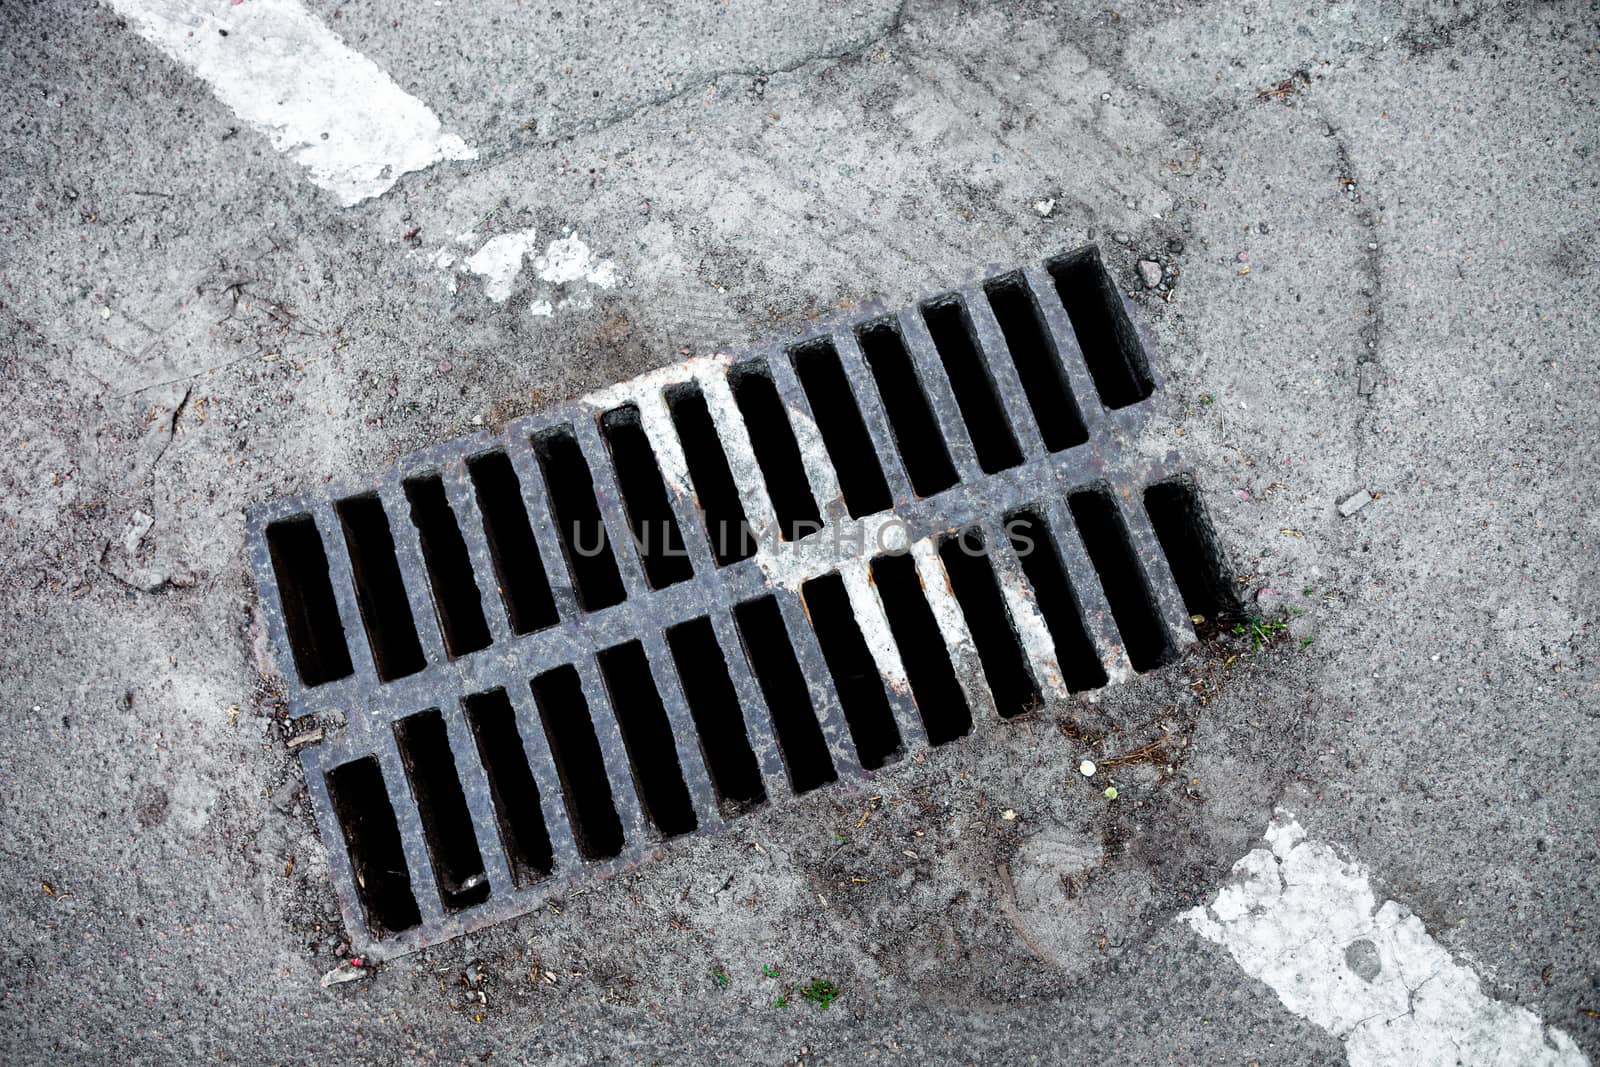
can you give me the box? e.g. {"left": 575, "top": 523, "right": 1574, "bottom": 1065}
{"left": 1183, "top": 808, "right": 1587, "bottom": 1067}
{"left": 108, "top": 0, "right": 475, "bottom": 205}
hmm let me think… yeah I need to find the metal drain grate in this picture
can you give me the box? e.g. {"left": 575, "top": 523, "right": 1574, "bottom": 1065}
{"left": 246, "top": 244, "right": 1236, "bottom": 955}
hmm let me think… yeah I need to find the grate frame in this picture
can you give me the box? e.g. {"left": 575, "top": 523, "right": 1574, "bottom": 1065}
{"left": 246, "top": 245, "right": 1217, "bottom": 956}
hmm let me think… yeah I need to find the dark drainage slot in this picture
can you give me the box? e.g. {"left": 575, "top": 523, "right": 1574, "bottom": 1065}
{"left": 665, "top": 384, "right": 756, "bottom": 567}
{"left": 1144, "top": 478, "right": 1237, "bottom": 621}
{"left": 664, "top": 617, "right": 766, "bottom": 812}
{"left": 1069, "top": 487, "right": 1172, "bottom": 671}
{"left": 597, "top": 641, "right": 697, "bottom": 838}
{"left": 921, "top": 298, "right": 1024, "bottom": 474}
{"left": 335, "top": 494, "right": 426, "bottom": 681}
{"left": 466, "top": 451, "right": 560, "bottom": 636}
{"left": 728, "top": 360, "right": 823, "bottom": 541}
{"left": 463, "top": 689, "right": 554, "bottom": 887}
{"left": 325, "top": 756, "right": 422, "bottom": 936}
{"left": 394, "top": 708, "right": 490, "bottom": 911}
{"left": 264, "top": 515, "right": 353, "bottom": 687}
{"left": 789, "top": 340, "right": 892, "bottom": 518}
{"left": 1006, "top": 510, "right": 1106, "bottom": 693}
{"left": 800, "top": 573, "right": 902, "bottom": 771}
{"left": 868, "top": 552, "right": 971, "bottom": 745}
{"left": 532, "top": 428, "right": 626, "bottom": 613}
{"left": 530, "top": 665, "right": 624, "bottom": 861}
{"left": 1048, "top": 248, "right": 1153, "bottom": 409}
{"left": 938, "top": 529, "right": 1041, "bottom": 718}
{"left": 599, "top": 405, "right": 694, "bottom": 590}
{"left": 984, "top": 275, "right": 1088, "bottom": 452}
{"left": 403, "top": 475, "right": 492, "bottom": 659}
{"left": 733, "top": 596, "right": 836, "bottom": 793}
{"left": 856, "top": 318, "right": 958, "bottom": 498}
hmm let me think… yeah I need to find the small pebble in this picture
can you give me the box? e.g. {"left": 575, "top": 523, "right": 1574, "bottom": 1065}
{"left": 1338, "top": 489, "right": 1373, "bottom": 517}
{"left": 1358, "top": 362, "right": 1379, "bottom": 396}
{"left": 1079, "top": 759, "right": 1097, "bottom": 777}
{"left": 1136, "top": 259, "right": 1163, "bottom": 289}
{"left": 1112, "top": 231, "right": 1131, "bottom": 246}
{"left": 1033, "top": 198, "right": 1056, "bottom": 217}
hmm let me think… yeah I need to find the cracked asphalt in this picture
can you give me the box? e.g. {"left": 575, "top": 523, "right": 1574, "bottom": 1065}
{"left": 1, "top": 0, "right": 1596, "bottom": 1062}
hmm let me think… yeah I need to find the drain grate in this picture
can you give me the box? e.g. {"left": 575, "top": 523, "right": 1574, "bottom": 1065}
{"left": 247, "top": 244, "right": 1236, "bottom": 955}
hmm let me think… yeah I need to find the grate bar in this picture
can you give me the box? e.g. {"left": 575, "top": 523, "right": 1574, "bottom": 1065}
{"left": 837, "top": 559, "right": 926, "bottom": 751}
{"left": 706, "top": 606, "right": 792, "bottom": 800}
{"left": 374, "top": 734, "right": 449, "bottom": 928}
{"left": 502, "top": 682, "right": 585, "bottom": 876}
{"left": 765, "top": 347, "right": 846, "bottom": 520}
{"left": 831, "top": 328, "right": 915, "bottom": 504}
{"left": 637, "top": 628, "right": 726, "bottom": 832}
{"left": 503, "top": 436, "right": 582, "bottom": 622}
{"left": 984, "top": 519, "right": 1071, "bottom": 702}
{"left": 893, "top": 306, "right": 984, "bottom": 486}
{"left": 379, "top": 481, "right": 450, "bottom": 669}
{"left": 772, "top": 587, "right": 866, "bottom": 779}
{"left": 959, "top": 282, "right": 1049, "bottom": 463}
{"left": 437, "top": 458, "right": 515, "bottom": 649}
{"left": 439, "top": 701, "right": 515, "bottom": 898}
{"left": 310, "top": 500, "right": 381, "bottom": 691}
{"left": 572, "top": 413, "right": 654, "bottom": 603}
{"left": 1021, "top": 263, "right": 1109, "bottom": 434}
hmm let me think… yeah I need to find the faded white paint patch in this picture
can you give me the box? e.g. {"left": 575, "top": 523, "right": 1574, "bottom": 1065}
{"left": 430, "top": 229, "right": 621, "bottom": 310}
{"left": 461, "top": 228, "right": 538, "bottom": 303}
{"left": 109, "top": 0, "right": 476, "bottom": 205}
{"left": 1183, "top": 809, "right": 1586, "bottom": 1067}
{"left": 536, "top": 236, "right": 620, "bottom": 289}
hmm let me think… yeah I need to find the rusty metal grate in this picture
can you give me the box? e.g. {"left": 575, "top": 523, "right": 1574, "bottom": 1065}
{"left": 246, "top": 244, "right": 1235, "bottom": 956}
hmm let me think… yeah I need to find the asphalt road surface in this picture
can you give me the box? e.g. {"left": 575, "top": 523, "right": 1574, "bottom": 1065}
{"left": 1, "top": 0, "right": 1596, "bottom": 1063}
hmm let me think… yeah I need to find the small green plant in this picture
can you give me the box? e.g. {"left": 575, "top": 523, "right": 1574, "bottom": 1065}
{"left": 799, "top": 978, "right": 839, "bottom": 1010}
{"left": 1199, "top": 393, "right": 1214, "bottom": 405}
{"left": 711, "top": 967, "right": 731, "bottom": 990}
{"left": 1231, "top": 615, "right": 1289, "bottom": 652}
{"left": 773, "top": 995, "right": 789, "bottom": 1009}
{"left": 761, "top": 964, "right": 781, "bottom": 978}
{"left": 1303, "top": 585, "right": 1315, "bottom": 596}
{"left": 1301, "top": 636, "right": 1315, "bottom": 648}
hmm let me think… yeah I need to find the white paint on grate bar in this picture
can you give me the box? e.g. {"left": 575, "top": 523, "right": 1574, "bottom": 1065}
{"left": 908, "top": 539, "right": 989, "bottom": 724}
{"left": 838, "top": 561, "right": 912, "bottom": 699}
{"left": 580, "top": 352, "right": 1087, "bottom": 730}
{"left": 109, "top": 0, "right": 476, "bottom": 205}
{"left": 988, "top": 536, "right": 1069, "bottom": 700}
{"left": 781, "top": 403, "right": 845, "bottom": 512}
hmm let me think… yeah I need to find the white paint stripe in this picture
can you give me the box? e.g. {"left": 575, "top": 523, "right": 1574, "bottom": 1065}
{"left": 1184, "top": 809, "right": 1587, "bottom": 1067}
{"left": 109, "top": 0, "right": 476, "bottom": 205}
